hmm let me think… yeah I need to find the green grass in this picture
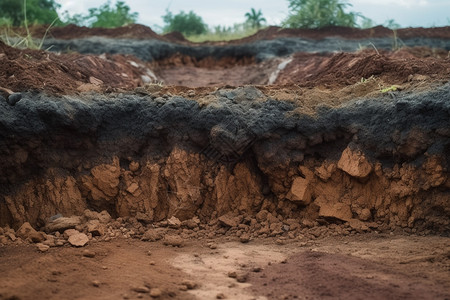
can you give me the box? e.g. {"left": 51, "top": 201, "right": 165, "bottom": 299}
{"left": 0, "top": 0, "right": 57, "bottom": 50}
{"left": 185, "top": 27, "right": 259, "bottom": 43}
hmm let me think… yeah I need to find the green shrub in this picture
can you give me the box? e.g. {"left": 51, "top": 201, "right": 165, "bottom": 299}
{"left": 162, "top": 10, "right": 208, "bottom": 36}
{"left": 283, "top": 0, "right": 363, "bottom": 29}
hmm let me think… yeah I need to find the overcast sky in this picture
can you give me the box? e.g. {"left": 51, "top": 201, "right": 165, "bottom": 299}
{"left": 55, "top": 0, "right": 450, "bottom": 30}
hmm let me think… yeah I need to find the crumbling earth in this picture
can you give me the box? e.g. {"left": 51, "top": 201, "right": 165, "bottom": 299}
{"left": 0, "top": 25, "right": 449, "bottom": 300}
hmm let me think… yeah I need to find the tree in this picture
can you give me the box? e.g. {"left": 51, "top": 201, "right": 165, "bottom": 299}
{"left": 0, "top": 0, "right": 60, "bottom": 26}
{"left": 245, "top": 8, "right": 266, "bottom": 29}
{"left": 162, "top": 10, "right": 207, "bottom": 36}
{"left": 63, "top": 1, "right": 138, "bottom": 28}
{"left": 283, "top": 0, "right": 363, "bottom": 29}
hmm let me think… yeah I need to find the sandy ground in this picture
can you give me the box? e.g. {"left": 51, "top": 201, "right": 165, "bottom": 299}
{"left": 1, "top": 234, "right": 449, "bottom": 300}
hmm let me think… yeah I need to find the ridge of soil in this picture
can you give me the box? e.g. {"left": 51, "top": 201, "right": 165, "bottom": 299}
{"left": 0, "top": 41, "right": 154, "bottom": 94}
{"left": 1, "top": 40, "right": 449, "bottom": 94}
{"left": 13, "top": 24, "right": 450, "bottom": 44}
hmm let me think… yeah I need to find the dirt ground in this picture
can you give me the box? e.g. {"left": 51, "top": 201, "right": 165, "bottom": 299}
{"left": 0, "top": 234, "right": 449, "bottom": 300}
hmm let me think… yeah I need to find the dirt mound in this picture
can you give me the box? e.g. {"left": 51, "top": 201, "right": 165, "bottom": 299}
{"left": 0, "top": 41, "right": 156, "bottom": 94}
{"left": 28, "top": 23, "right": 163, "bottom": 40}
{"left": 28, "top": 24, "right": 450, "bottom": 44}
{"left": 276, "top": 49, "right": 450, "bottom": 87}
{"left": 233, "top": 25, "right": 450, "bottom": 44}
{"left": 163, "top": 31, "right": 190, "bottom": 43}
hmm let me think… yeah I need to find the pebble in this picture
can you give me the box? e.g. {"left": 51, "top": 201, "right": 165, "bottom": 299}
{"left": 227, "top": 271, "right": 237, "bottom": 278}
{"left": 236, "top": 273, "right": 248, "bottom": 283}
{"left": 82, "top": 249, "right": 96, "bottom": 258}
{"left": 216, "top": 293, "right": 226, "bottom": 299}
{"left": 68, "top": 233, "right": 89, "bottom": 247}
{"left": 36, "top": 243, "right": 50, "bottom": 252}
{"left": 181, "top": 280, "right": 198, "bottom": 290}
{"left": 132, "top": 286, "right": 150, "bottom": 293}
{"left": 163, "top": 235, "right": 184, "bottom": 247}
{"left": 240, "top": 234, "right": 250, "bottom": 243}
{"left": 150, "top": 288, "right": 162, "bottom": 298}
{"left": 92, "top": 280, "right": 101, "bottom": 287}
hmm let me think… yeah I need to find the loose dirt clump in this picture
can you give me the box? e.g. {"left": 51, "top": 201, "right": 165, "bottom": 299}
{"left": 0, "top": 41, "right": 156, "bottom": 94}
{"left": 275, "top": 49, "right": 450, "bottom": 88}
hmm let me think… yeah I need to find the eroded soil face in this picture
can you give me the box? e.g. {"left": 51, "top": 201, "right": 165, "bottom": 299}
{"left": 0, "top": 25, "right": 449, "bottom": 300}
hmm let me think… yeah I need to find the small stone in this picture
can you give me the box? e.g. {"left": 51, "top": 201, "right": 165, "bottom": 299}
{"left": 216, "top": 293, "right": 226, "bottom": 299}
{"left": 167, "top": 216, "right": 181, "bottom": 229}
{"left": 163, "top": 235, "right": 184, "bottom": 247}
{"left": 92, "top": 280, "right": 101, "bottom": 287}
{"left": 64, "top": 229, "right": 79, "bottom": 238}
{"left": 236, "top": 273, "right": 248, "bottom": 283}
{"left": 227, "top": 271, "right": 237, "bottom": 278}
{"left": 86, "top": 220, "right": 106, "bottom": 236}
{"left": 98, "top": 211, "right": 112, "bottom": 224}
{"left": 240, "top": 234, "right": 250, "bottom": 243}
{"left": 82, "top": 249, "right": 96, "bottom": 258}
{"left": 7, "top": 92, "right": 22, "bottom": 106}
{"left": 68, "top": 233, "right": 89, "bottom": 247}
{"left": 150, "top": 288, "right": 162, "bottom": 298}
{"left": 218, "top": 214, "right": 239, "bottom": 228}
{"left": 45, "top": 216, "right": 82, "bottom": 233}
{"left": 132, "top": 286, "right": 150, "bottom": 293}
{"left": 252, "top": 267, "right": 262, "bottom": 272}
{"left": 16, "top": 222, "right": 45, "bottom": 243}
{"left": 6, "top": 232, "right": 16, "bottom": 242}
{"left": 129, "top": 161, "right": 140, "bottom": 172}
{"left": 209, "top": 243, "right": 217, "bottom": 249}
{"left": 136, "top": 212, "right": 152, "bottom": 224}
{"left": 36, "top": 243, "right": 50, "bottom": 252}
{"left": 181, "top": 280, "right": 198, "bottom": 290}
{"left": 141, "top": 229, "right": 162, "bottom": 242}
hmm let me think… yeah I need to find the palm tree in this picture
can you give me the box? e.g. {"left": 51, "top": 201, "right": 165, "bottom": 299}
{"left": 245, "top": 8, "right": 266, "bottom": 29}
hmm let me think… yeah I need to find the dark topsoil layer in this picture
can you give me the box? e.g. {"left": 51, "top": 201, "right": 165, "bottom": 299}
{"left": 25, "top": 24, "right": 450, "bottom": 42}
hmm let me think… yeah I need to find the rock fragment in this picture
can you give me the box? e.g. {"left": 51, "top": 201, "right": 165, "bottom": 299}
{"left": 82, "top": 249, "right": 96, "bottom": 258}
{"left": 181, "top": 280, "right": 198, "bottom": 290}
{"left": 163, "top": 235, "right": 184, "bottom": 247}
{"left": 16, "top": 222, "right": 45, "bottom": 243}
{"left": 45, "top": 216, "right": 82, "bottom": 233}
{"left": 141, "top": 229, "right": 162, "bottom": 242}
{"left": 133, "top": 286, "right": 150, "bottom": 293}
{"left": 68, "top": 233, "right": 89, "bottom": 247}
{"left": 337, "top": 146, "right": 373, "bottom": 178}
{"left": 150, "top": 288, "right": 162, "bottom": 298}
{"left": 286, "top": 177, "right": 312, "bottom": 205}
{"left": 167, "top": 216, "right": 181, "bottom": 228}
{"left": 86, "top": 219, "right": 106, "bottom": 236}
{"left": 36, "top": 243, "right": 50, "bottom": 252}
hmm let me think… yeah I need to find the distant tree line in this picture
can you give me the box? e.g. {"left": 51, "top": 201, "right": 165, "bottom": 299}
{"left": 0, "top": 0, "right": 402, "bottom": 34}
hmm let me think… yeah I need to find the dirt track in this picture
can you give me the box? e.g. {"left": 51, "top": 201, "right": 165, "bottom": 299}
{"left": 0, "top": 25, "right": 450, "bottom": 300}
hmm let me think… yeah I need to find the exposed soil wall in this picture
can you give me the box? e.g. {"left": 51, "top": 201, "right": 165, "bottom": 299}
{"left": 1, "top": 86, "right": 449, "bottom": 233}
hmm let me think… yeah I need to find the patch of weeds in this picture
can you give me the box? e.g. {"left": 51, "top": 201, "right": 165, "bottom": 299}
{"left": 380, "top": 85, "right": 400, "bottom": 93}
{"left": 0, "top": 0, "right": 57, "bottom": 50}
{"left": 360, "top": 75, "right": 375, "bottom": 84}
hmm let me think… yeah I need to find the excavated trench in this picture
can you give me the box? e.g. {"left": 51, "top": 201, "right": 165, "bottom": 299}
{"left": 1, "top": 84, "right": 449, "bottom": 234}
{"left": 1, "top": 27, "right": 450, "bottom": 235}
